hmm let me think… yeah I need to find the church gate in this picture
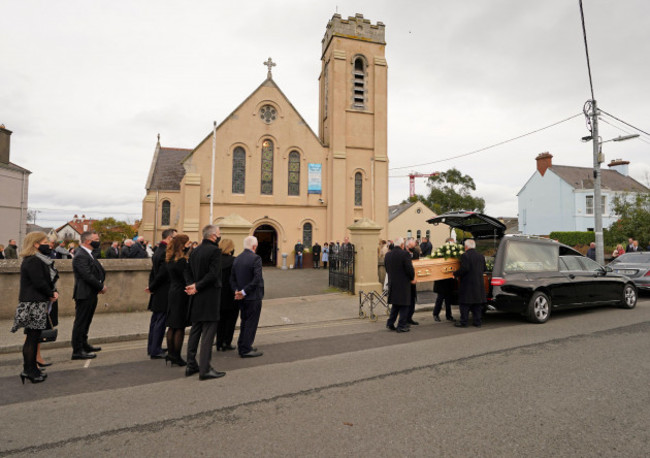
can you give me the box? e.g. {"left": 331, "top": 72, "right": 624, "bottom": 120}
{"left": 328, "top": 245, "right": 355, "bottom": 293}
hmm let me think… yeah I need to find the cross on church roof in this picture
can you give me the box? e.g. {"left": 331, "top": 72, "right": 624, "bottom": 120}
{"left": 263, "top": 57, "right": 276, "bottom": 78}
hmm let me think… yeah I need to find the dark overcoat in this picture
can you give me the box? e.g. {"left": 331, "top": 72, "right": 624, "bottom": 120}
{"left": 219, "top": 254, "right": 237, "bottom": 313}
{"left": 147, "top": 241, "right": 169, "bottom": 313}
{"left": 230, "top": 249, "right": 264, "bottom": 301}
{"left": 166, "top": 257, "right": 190, "bottom": 328}
{"left": 185, "top": 239, "right": 222, "bottom": 322}
{"left": 384, "top": 247, "right": 415, "bottom": 306}
{"left": 19, "top": 256, "right": 57, "bottom": 302}
{"left": 72, "top": 248, "right": 106, "bottom": 300}
{"left": 454, "top": 248, "right": 486, "bottom": 304}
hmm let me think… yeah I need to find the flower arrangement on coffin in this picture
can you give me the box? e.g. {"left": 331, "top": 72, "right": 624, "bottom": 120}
{"left": 429, "top": 241, "right": 464, "bottom": 260}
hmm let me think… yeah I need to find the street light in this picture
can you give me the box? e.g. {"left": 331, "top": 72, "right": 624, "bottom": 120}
{"left": 581, "top": 123, "right": 639, "bottom": 265}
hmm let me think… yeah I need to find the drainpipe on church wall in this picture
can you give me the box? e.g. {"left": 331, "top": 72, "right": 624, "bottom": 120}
{"left": 210, "top": 121, "right": 216, "bottom": 223}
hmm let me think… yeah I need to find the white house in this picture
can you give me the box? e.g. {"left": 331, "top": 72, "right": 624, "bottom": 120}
{"left": 388, "top": 201, "right": 450, "bottom": 247}
{"left": 55, "top": 215, "right": 96, "bottom": 242}
{"left": 517, "top": 152, "right": 649, "bottom": 235}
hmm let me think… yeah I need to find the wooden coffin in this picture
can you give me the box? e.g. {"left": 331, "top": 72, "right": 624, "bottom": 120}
{"left": 412, "top": 258, "right": 460, "bottom": 282}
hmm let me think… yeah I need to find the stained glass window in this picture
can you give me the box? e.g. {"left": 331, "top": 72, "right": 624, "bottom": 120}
{"left": 303, "top": 222, "right": 312, "bottom": 248}
{"left": 161, "top": 200, "right": 170, "bottom": 226}
{"left": 259, "top": 105, "right": 277, "bottom": 124}
{"left": 354, "top": 172, "right": 362, "bottom": 206}
{"left": 261, "top": 140, "right": 274, "bottom": 195}
{"left": 232, "top": 147, "right": 246, "bottom": 194}
{"left": 288, "top": 151, "right": 300, "bottom": 196}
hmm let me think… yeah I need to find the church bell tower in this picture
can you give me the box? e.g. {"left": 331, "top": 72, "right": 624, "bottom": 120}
{"left": 319, "top": 13, "right": 388, "bottom": 240}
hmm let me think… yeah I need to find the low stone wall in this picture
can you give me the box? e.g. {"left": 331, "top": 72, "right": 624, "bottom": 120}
{"left": 0, "top": 259, "right": 152, "bottom": 320}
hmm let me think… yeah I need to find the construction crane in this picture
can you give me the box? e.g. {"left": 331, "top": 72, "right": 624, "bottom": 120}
{"left": 408, "top": 172, "right": 439, "bottom": 197}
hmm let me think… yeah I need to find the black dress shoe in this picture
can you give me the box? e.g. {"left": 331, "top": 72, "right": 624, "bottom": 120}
{"left": 84, "top": 345, "right": 102, "bottom": 352}
{"left": 472, "top": 324, "right": 482, "bottom": 328}
{"left": 454, "top": 322, "right": 468, "bottom": 328}
{"left": 240, "top": 351, "right": 263, "bottom": 358}
{"left": 396, "top": 327, "right": 410, "bottom": 333}
{"left": 150, "top": 352, "right": 166, "bottom": 360}
{"left": 407, "top": 319, "right": 419, "bottom": 325}
{"left": 222, "top": 344, "right": 236, "bottom": 351}
{"left": 447, "top": 317, "right": 456, "bottom": 322}
{"left": 433, "top": 316, "right": 441, "bottom": 322}
{"left": 199, "top": 369, "right": 226, "bottom": 380}
{"left": 386, "top": 324, "right": 397, "bottom": 331}
{"left": 71, "top": 351, "right": 96, "bottom": 360}
{"left": 185, "top": 366, "right": 199, "bottom": 377}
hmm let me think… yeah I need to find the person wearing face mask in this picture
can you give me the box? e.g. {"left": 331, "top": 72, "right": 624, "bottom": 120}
{"left": 183, "top": 225, "right": 225, "bottom": 381}
{"left": 71, "top": 231, "right": 106, "bottom": 360}
{"left": 11, "top": 232, "right": 59, "bottom": 384}
{"left": 164, "top": 234, "right": 192, "bottom": 366}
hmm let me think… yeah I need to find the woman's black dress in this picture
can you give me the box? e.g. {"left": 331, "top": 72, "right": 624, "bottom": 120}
{"left": 166, "top": 258, "right": 190, "bottom": 328}
{"left": 216, "top": 254, "right": 239, "bottom": 348}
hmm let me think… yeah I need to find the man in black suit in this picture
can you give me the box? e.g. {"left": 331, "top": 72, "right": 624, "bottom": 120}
{"left": 625, "top": 237, "right": 635, "bottom": 253}
{"left": 120, "top": 239, "right": 132, "bottom": 258}
{"left": 184, "top": 225, "right": 225, "bottom": 381}
{"left": 105, "top": 241, "right": 120, "bottom": 259}
{"left": 129, "top": 236, "right": 148, "bottom": 258}
{"left": 312, "top": 242, "right": 321, "bottom": 268}
{"left": 406, "top": 237, "right": 420, "bottom": 325}
{"left": 231, "top": 235, "right": 265, "bottom": 357}
{"left": 146, "top": 228, "right": 176, "bottom": 359}
{"left": 419, "top": 237, "right": 432, "bottom": 257}
{"left": 71, "top": 231, "right": 106, "bottom": 359}
{"left": 385, "top": 237, "right": 415, "bottom": 333}
{"left": 454, "top": 239, "right": 486, "bottom": 328}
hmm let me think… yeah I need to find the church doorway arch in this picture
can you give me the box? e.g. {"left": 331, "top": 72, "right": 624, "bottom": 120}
{"left": 253, "top": 224, "right": 278, "bottom": 266}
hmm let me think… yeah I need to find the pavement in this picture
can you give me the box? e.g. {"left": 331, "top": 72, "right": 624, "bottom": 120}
{"left": 0, "top": 267, "right": 437, "bottom": 354}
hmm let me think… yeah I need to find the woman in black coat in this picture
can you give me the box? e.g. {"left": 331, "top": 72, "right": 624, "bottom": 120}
{"left": 11, "top": 232, "right": 59, "bottom": 384}
{"left": 164, "top": 234, "right": 192, "bottom": 366}
{"left": 216, "top": 239, "right": 239, "bottom": 351}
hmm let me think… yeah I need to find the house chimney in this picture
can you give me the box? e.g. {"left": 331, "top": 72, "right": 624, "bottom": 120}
{"left": 607, "top": 159, "right": 630, "bottom": 176}
{"left": 0, "top": 124, "right": 11, "bottom": 164}
{"left": 535, "top": 152, "right": 553, "bottom": 176}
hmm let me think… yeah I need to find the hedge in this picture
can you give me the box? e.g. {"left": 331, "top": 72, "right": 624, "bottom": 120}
{"left": 548, "top": 231, "right": 595, "bottom": 246}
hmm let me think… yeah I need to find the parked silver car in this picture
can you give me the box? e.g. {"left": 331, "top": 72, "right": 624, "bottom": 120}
{"left": 608, "top": 253, "right": 650, "bottom": 291}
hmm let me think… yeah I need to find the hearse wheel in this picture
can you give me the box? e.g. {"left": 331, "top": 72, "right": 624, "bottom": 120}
{"left": 527, "top": 291, "right": 551, "bottom": 324}
{"left": 620, "top": 283, "right": 637, "bottom": 309}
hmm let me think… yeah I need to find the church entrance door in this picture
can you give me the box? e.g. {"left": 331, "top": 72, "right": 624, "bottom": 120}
{"left": 253, "top": 224, "right": 277, "bottom": 266}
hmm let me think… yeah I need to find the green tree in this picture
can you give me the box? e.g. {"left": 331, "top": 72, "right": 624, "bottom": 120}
{"left": 92, "top": 217, "right": 136, "bottom": 242}
{"left": 420, "top": 168, "right": 486, "bottom": 215}
{"left": 605, "top": 192, "right": 650, "bottom": 248}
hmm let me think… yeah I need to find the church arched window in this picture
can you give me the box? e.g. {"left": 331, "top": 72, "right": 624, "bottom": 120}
{"left": 303, "top": 222, "right": 312, "bottom": 248}
{"left": 353, "top": 57, "right": 366, "bottom": 109}
{"left": 288, "top": 151, "right": 300, "bottom": 196}
{"left": 261, "top": 140, "right": 274, "bottom": 195}
{"left": 232, "top": 147, "right": 246, "bottom": 194}
{"left": 354, "top": 172, "right": 363, "bottom": 206}
{"left": 161, "top": 200, "right": 171, "bottom": 226}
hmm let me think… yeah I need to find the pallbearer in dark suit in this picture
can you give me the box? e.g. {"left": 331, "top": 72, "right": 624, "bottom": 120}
{"left": 216, "top": 239, "right": 239, "bottom": 352}
{"left": 146, "top": 228, "right": 176, "bottom": 359}
{"left": 453, "top": 239, "right": 486, "bottom": 328}
{"left": 184, "top": 225, "right": 225, "bottom": 381}
{"left": 406, "top": 237, "right": 420, "bottom": 325}
{"left": 230, "top": 236, "right": 264, "bottom": 358}
{"left": 384, "top": 237, "right": 415, "bottom": 333}
{"left": 71, "top": 231, "right": 106, "bottom": 360}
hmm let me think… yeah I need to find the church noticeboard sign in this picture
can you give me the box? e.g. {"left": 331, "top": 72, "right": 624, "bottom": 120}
{"left": 308, "top": 163, "right": 322, "bottom": 194}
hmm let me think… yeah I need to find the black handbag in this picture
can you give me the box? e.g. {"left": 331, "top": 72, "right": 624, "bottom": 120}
{"left": 40, "top": 315, "right": 58, "bottom": 343}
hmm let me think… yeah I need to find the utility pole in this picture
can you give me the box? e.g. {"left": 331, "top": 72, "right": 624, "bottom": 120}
{"left": 589, "top": 100, "right": 604, "bottom": 265}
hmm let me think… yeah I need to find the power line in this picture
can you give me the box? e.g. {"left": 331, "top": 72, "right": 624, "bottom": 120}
{"left": 599, "top": 110, "right": 650, "bottom": 138}
{"left": 389, "top": 113, "right": 582, "bottom": 171}
{"left": 599, "top": 118, "right": 650, "bottom": 145}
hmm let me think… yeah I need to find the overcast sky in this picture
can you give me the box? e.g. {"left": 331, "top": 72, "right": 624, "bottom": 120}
{"left": 2, "top": 0, "right": 649, "bottom": 229}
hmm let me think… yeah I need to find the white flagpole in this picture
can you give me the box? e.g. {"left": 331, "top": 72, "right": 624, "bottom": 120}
{"left": 210, "top": 120, "right": 216, "bottom": 223}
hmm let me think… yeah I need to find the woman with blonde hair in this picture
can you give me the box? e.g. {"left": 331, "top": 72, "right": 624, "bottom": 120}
{"left": 216, "top": 238, "right": 238, "bottom": 351}
{"left": 0, "top": 243, "right": 5, "bottom": 259}
{"left": 11, "top": 232, "right": 59, "bottom": 384}
{"left": 164, "top": 234, "right": 192, "bottom": 366}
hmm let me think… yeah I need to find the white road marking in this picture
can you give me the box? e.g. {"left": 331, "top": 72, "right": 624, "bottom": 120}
{"left": 84, "top": 360, "right": 91, "bottom": 368}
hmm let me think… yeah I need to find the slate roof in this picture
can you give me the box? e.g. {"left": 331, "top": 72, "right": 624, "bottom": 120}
{"left": 55, "top": 218, "right": 96, "bottom": 234}
{"left": 551, "top": 165, "right": 649, "bottom": 192}
{"left": 148, "top": 147, "right": 191, "bottom": 191}
{"left": 388, "top": 202, "right": 416, "bottom": 222}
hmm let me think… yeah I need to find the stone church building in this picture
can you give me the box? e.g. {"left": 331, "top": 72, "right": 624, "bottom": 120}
{"left": 141, "top": 13, "right": 389, "bottom": 265}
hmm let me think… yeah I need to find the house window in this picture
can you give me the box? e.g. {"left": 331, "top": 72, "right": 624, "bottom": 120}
{"left": 416, "top": 230, "right": 421, "bottom": 240}
{"left": 586, "top": 195, "right": 594, "bottom": 215}
{"left": 288, "top": 151, "right": 300, "bottom": 196}
{"left": 232, "top": 147, "right": 246, "bottom": 194}
{"left": 354, "top": 172, "right": 362, "bottom": 206}
{"left": 601, "top": 196, "right": 607, "bottom": 214}
{"left": 353, "top": 57, "right": 366, "bottom": 108}
{"left": 161, "top": 200, "right": 170, "bottom": 226}
{"left": 303, "top": 222, "right": 312, "bottom": 248}
{"left": 407, "top": 230, "right": 412, "bottom": 238}
{"left": 261, "top": 140, "right": 274, "bottom": 195}
{"left": 426, "top": 230, "right": 430, "bottom": 239}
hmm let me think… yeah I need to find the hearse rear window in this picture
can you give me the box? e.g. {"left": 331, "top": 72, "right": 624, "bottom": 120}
{"left": 503, "top": 242, "right": 558, "bottom": 272}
